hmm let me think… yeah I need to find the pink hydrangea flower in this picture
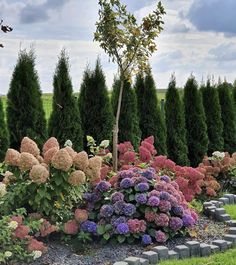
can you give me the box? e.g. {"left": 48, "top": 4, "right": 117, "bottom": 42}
{"left": 14, "top": 225, "right": 30, "bottom": 239}
{"left": 29, "top": 165, "right": 49, "bottom": 184}
{"left": 19, "top": 152, "right": 39, "bottom": 172}
{"left": 4, "top": 149, "right": 20, "bottom": 166}
{"left": 51, "top": 149, "right": 73, "bottom": 172}
{"left": 20, "top": 137, "right": 40, "bottom": 157}
{"left": 74, "top": 209, "right": 88, "bottom": 223}
{"left": 43, "top": 137, "right": 60, "bottom": 154}
{"left": 73, "top": 151, "right": 89, "bottom": 171}
{"left": 64, "top": 220, "right": 79, "bottom": 235}
{"left": 43, "top": 147, "right": 59, "bottom": 164}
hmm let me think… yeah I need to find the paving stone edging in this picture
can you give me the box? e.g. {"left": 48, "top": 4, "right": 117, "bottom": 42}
{"left": 113, "top": 193, "right": 236, "bottom": 265}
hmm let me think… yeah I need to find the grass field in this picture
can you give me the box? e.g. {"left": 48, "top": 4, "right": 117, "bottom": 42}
{"left": 224, "top": 204, "right": 236, "bottom": 219}
{"left": 1, "top": 90, "right": 166, "bottom": 121}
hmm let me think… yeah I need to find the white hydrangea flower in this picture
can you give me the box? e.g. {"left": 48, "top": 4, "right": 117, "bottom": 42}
{"left": 8, "top": 220, "right": 18, "bottom": 230}
{"left": 0, "top": 182, "right": 7, "bottom": 197}
{"left": 32, "top": 250, "right": 42, "bottom": 260}
{"left": 4, "top": 251, "right": 12, "bottom": 258}
{"left": 212, "top": 151, "right": 225, "bottom": 159}
{"left": 100, "top": 140, "right": 109, "bottom": 148}
{"left": 64, "top": 140, "right": 73, "bottom": 147}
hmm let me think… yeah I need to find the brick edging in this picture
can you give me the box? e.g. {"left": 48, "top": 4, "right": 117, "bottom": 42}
{"left": 113, "top": 193, "right": 236, "bottom": 265}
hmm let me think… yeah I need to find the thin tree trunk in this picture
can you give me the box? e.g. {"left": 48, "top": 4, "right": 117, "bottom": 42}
{"left": 112, "top": 76, "right": 124, "bottom": 172}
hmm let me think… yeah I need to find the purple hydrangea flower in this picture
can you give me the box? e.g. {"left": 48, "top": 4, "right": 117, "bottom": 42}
{"left": 111, "top": 216, "right": 127, "bottom": 228}
{"left": 80, "top": 221, "right": 97, "bottom": 233}
{"left": 160, "top": 175, "right": 171, "bottom": 183}
{"left": 120, "top": 178, "right": 134, "bottom": 189}
{"left": 182, "top": 214, "right": 195, "bottom": 227}
{"left": 100, "top": 204, "right": 114, "bottom": 218}
{"left": 159, "top": 191, "right": 170, "bottom": 200}
{"left": 114, "top": 201, "right": 125, "bottom": 215}
{"left": 141, "top": 168, "right": 156, "bottom": 180}
{"left": 111, "top": 192, "right": 124, "bottom": 204}
{"left": 135, "top": 182, "right": 149, "bottom": 192}
{"left": 135, "top": 193, "right": 147, "bottom": 204}
{"left": 141, "top": 234, "right": 152, "bottom": 245}
{"left": 118, "top": 169, "right": 135, "bottom": 179}
{"left": 159, "top": 200, "right": 171, "bottom": 212}
{"left": 154, "top": 213, "right": 169, "bottom": 227}
{"left": 147, "top": 196, "right": 160, "bottom": 207}
{"left": 155, "top": 230, "right": 167, "bottom": 243}
{"left": 83, "top": 192, "right": 101, "bottom": 203}
{"left": 95, "top": 181, "right": 111, "bottom": 193}
{"left": 172, "top": 206, "right": 184, "bottom": 217}
{"left": 123, "top": 203, "right": 136, "bottom": 216}
{"left": 169, "top": 217, "right": 183, "bottom": 231}
{"left": 132, "top": 176, "right": 148, "bottom": 185}
{"left": 116, "top": 223, "right": 129, "bottom": 234}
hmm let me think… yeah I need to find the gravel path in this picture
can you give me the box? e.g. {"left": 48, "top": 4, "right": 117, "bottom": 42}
{"left": 28, "top": 215, "right": 228, "bottom": 265}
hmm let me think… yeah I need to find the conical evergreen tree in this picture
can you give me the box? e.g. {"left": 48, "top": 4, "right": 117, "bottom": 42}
{"left": 165, "top": 75, "right": 188, "bottom": 165}
{"left": 79, "top": 59, "right": 114, "bottom": 146}
{"left": 48, "top": 50, "right": 83, "bottom": 151}
{"left": 0, "top": 97, "right": 9, "bottom": 161}
{"left": 200, "top": 79, "right": 224, "bottom": 155}
{"left": 111, "top": 77, "right": 141, "bottom": 149}
{"left": 218, "top": 81, "right": 236, "bottom": 153}
{"left": 135, "top": 71, "right": 167, "bottom": 154}
{"left": 184, "top": 76, "right": 208, "bottom": 167}
{"left": 7, "top": 49, "right": 47, "bottom": 149}
{"left": 232, "top": 80, "right": 236, "bottom": 107}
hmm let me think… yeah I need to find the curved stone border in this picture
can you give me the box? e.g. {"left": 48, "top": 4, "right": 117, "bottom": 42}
{"left": 113, "top": 193, "right": 236, "bottom": 265}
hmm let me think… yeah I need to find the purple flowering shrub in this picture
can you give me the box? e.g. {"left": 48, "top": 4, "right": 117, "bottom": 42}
{"left": 77, "top": 166, "right": 198, "bottom": 245}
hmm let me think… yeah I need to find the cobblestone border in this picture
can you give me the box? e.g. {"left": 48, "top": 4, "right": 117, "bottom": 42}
{"left": 113, "top": 193, "right": 236, "bottom": 265}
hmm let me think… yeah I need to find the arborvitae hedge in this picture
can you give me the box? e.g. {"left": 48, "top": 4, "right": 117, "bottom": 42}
{"left": 165, "top": 76, "right": 189, "bottom": 165}
{"left": 0, "top": 97, "right": 9, "bottom": 161}
{"left": 218, "top": 81, "right": 236, "bottom": 153}
{"left": 7, "top": 50, "right": 47, "bottom": 149}
{"left": 111, "top": 77, "right": 141, "bottom": 149}
{"left": 48, "top": 50, "right": 83, "bottom": 151}
{"left": 135, "top": 71, "right": 167, "bottom": 154}
{"left": 200, "top": 80, "right": 224, "bottom": 155}
{"left": 79, "top": 60, "right": 114, "bottom": 146}
{"left": 184, "top": 76, "right": 208, "bottom": 167}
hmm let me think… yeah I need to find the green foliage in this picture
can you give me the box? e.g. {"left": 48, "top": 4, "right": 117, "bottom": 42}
{"left": 224, "top": 204, "right": 236, "bottom": 220}
{"left": 7, "top": 49, "right": 47, "bottom": 149}
{"left": 135, "top": 71, "right": 167, "bottom": 154}
{"left": 79, "top": 60, "right": 114, "bottom": 146}
{"left": 86, "top": 135, "right": 110, "bottom": 156}
{"left": 200, "top": 80, "right": 224, "bottom": 155}
{"left": 183, "top": 76, "right": 208, "bottom": 167}
{"left": 111, "top": 78, "right": 141, "bottom": 149}
{"left": 218, "top": 82, "right": 236, "bottom": 153}
{"left": 165, "top": 76, "right": 188, "bottom": 164}
{"left": 48, "top": 50, "right": 83, "bottom": 151}
{"left": 0, "top": 97, "right": 9, "bottom": 162}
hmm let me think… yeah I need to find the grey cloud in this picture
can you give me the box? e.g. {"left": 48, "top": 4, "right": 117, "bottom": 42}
{"left": 209, "top": 43, "right": 236, "bottom": 61}
{"left": 187, "top": 0, "right": 236, "bottom": 36}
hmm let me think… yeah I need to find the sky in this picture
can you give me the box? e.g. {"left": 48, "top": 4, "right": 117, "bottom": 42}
{"left": 0, "top": 0, "right": 236, "bottom": 94}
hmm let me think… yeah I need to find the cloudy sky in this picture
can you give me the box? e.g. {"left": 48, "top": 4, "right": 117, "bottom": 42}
{"left": 0, "top": 0, "right": 236, "bottom": 94}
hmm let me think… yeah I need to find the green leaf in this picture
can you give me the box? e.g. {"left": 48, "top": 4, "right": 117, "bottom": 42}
{"left": 117, "top": 235, "right": 126, "bottom": 243}
{"left": 105, "top": 224, "right": 112, "bottom": 231}
{"left": 103, "top": 233, "right": 110, "bottom": 240}
{"left": 128, "top": 194, "right": 135, "bottom": 201}
{"left": 97, "top": 225, "right": 105, "bottom": 235}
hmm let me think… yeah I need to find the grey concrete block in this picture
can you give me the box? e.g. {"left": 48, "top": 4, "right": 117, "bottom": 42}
{"left": 200, "top": 243, "right": 211, "bottom": 257}
{"left": 225, "top": 220, "right": 232, "bottom": 226}
{"left": 224, "top": 194, "right": 235, "bottom": 204}
{"left": 152, "top": 246, "right": 168, "bottom": 260}
{"left": 210, "top": 245, "right": 220, "bottom": 253}
{"left": 218, "top": 201, "right": 224, "bottom": 207}
{"left": 218, "top": 214, "right": 231, "bottom": 222}
{"left": 113, "top": 262, "right": 129, "bottom": 265}
{"left": 226, "top": 241, "right": 233, "bottom": 249}
{"left": 215, "top": 208, "right": 226, "bottom": 215}
{"left": 139, "top": 258, "right": 149, "bottom": 265}
{"left": 174, "top": 245, "right": 190, "bottom": 259}
{"left": 124, "top": 257, "right": 141, "bottom": 265}
{"left": 218, "top": 197, "right": 230, "bottom": 205}
{"left": 210, "top": 200, "right": 220, "bottom": 207}
{"left": 229, "top": 220, "right": 236, "bottom": 227}
{"left": 229, "top": 227, "right": 236, "bottom": 234}
{"left": 205, "top": 205, "right": 216, "bottom": 215}
{"left": 203, "top": 202, "right": 213, "bottom": 208}
{"left": 224, "top": 234, "right": 236, "bottom": 244}
{"left": 212, "top": 240, "right": 228, "bottom": 251}
{"left": 142, "top": 251, "right": 158, "bottom": 264}
{"left": 185, "top": 241, "right": 200, "bottom": 257}
{"left": 234, "top": 195, "right": 236, "bottom": 203}
{"left": 168, "top": 250, "right": 179, "bottom": 260}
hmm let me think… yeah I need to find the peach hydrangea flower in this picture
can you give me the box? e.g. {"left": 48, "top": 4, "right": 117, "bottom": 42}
{"left": 51, "top": 149, "right": 73, "bottom": 172}
{"left": 74, "top": 209, "right": 88, "bottom": 223}
{"left": 14, "top": 225, "right": 30, "bottom": 239}
{"left": 28, "top": 238, "right": 47, "bottom": 253}
{"left": 85, "top": 156, "right": 102, "bottom": 181}
{"left": 2, "top": 171, "right": 15, "bottom": 185}
{"left": 36, "top": 155, "right": 44, "bottom": 163}
{"left": 68, "top": 170, "right": 86, "bottom": 186}
{"left": 20, "top": 137, "right": 40, "bottom": 157}
{"left": 4, "top": 149, "right": 20, "bottom": 166}
{"left": 29, "top": 165, "right": 49, "bottom": 184}
{"left": 43, "top": 147, "right": 59, "bottom": 164}
{"left": 64, "top": 219, "right": 79, "bottom": 235}
{"left": 19, "top": 152, "right": 39, "bottom": 172}
{"left": 65, "top": 146, "right": 76, "bottom": 160}
{"left": 73, "top": 151, "right": 89, "bottom": 171}
{"left": 43, "top": 137, "right": 60, "bottom": 154}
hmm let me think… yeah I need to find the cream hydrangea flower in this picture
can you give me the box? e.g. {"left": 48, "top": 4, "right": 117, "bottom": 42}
{"left": 0, "top": 182, "right": 7, "bottom": 197}
{"left": 8, "top": 220, "right": 18, "bottom": 229}
{"left": 4, "top": 251, "right": 12, "bottom": 258}
{"left": 212, "top": 151, "right": 225, "bottom": 160}
{"left": 32, "top": 250, "right": 42, "bottom": 260}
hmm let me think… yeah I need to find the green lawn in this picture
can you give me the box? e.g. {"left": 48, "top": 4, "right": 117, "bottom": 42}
{"left": 224, "top": 204, "right": 236, "bottom": 220}
{"left": 159, "top": 248, "right": 236, "bottom": 265}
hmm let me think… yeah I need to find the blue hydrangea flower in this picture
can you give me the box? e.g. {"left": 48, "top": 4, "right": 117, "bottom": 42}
{"left": 172, "top": 206, "right": 184, "bottom": 217}
{"left": 111, "top": 192, "right": 124, "bottom": 204}
{"left": 182, "top": 214, "right": 195, "bottom": 227}
{"left": 111, "top": 216, "right": 127, "bottom": 228}
{"left": 141, "top": 168, "right": 156, "bottom": 180}
{"left": 100, "top": 204, "right": 114, "bottom": 218}
{"left": 159, "top": 191, "right": 170, "bottom": 200}
{"left": 95, "top": 181, "right": 111, "bottom": 193}
{"left": 160, "top": 175, "right": 171, "bottom": 183}
{"left": 123, "top": 203, "right": 136, "bottom": 216}
{"left": 116, "top": 223, "right": 129, "bottom": 234}
{"left": 147, "top": 196, "right": 160, "bottom": 207}
{"left": 120, "top": 178, "right": 134, "bottom": 189}
{"left": 141, "top": 234, "right": 152, "bottom": 245}
{"left": 135, "top": 182, "right": 149, "bottom": 192}
{"left": 114, "top": 201, "right": 125, "bottom": 215}
{"left": 80, "top": 220, "right": 97, "bottom": 233}
{"left": 135, "top": 193, "right": 147, "bottom": 204}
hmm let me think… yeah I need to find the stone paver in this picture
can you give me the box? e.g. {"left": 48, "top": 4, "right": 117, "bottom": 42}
{"left": 124, "top": 257, "right": 141, "bottom": 265}
{"left": 200, "top": 243, "right": 211, "bottom": 257}
{"left": 212, "top": 240, "right": 228, "bottom": 251}
{"left": 168, "top": 250, "right": 179, "bottom": 260}
{"left": 142, "top": 251, "right": 158, "bottom": 264}
{"left": 152, "top": 246, "right": 168, "bottom": 260}
{"left": 174, "top": 245, "right": 190, "bottom": 259}
{"left": 185, "top": 241, "right": 200, "bottom": 257}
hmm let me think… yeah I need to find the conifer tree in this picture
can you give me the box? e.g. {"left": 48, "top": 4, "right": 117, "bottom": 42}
{"left": 218, "top": 81, "right": 236, "bottom": 153}
{"left": 184, "top": 76, "right": 208, "bottom": 167}
{"left": 0, "top": 96, "right": 9, "bottom": 161}
{"left": 111, "top": 78, "right": 141, "bottom": 149}
{"left": 7, "top": 50, "right": 47, "bottom": 149}
{"left": 135, "top": 71, "right": 167, "bottom": 154}
{"left": 200, "top": 79, "right": 224, "bottom": 154}
{"left": 48, "top": 50, "right": 83, "bottom": 151}
{"left": 79, "top": 59, "right": 114, "bottom": 146}
{"left": 165, "top": 76, "right": 188, "bottom": 165}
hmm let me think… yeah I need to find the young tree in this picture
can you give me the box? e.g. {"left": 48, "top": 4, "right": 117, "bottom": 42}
{"left": 165, "top": 75, "right": 189, "bottom": 165}
{"left": 184, "top": 76, "right": 208, "bottom": 167}
{"left": 111, "top": 77, "right": 141, "bottom": 149}
{"left": 135, "top": 70, "right": 166, "bottom": 154}
{"left": 7, "top": 49, "right": 47, "bottom": 149}
{"left": 200, "top": 79, "right": 224, "bottom": 154}
{"left": 218, "top": 81, "right": 236, "bottom": 153}
{"left": 79, "top": 59, "right": 114, "bottom": 146}
{"left": 0, "top": 96, "right": 9, "bottom": 161}
{"left": 94, "top": 0, "right": 165, "bottom": 171}
{"left": 48, "top": 50, "right": 83, "bottom": 151}
{"left": 0, "top": 19, "right": 13, "bottom": 48}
